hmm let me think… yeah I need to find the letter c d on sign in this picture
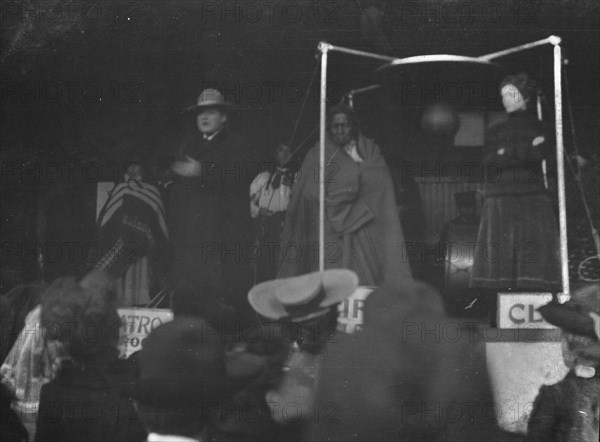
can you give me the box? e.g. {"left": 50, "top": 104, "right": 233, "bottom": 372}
{"left": 509, "top": 304, "right": 526, "bottom": 324}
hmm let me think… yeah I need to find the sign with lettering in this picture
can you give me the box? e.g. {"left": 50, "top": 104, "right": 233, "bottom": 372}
{"left": 497, "top": 293, "right": 557, "bottom": 329}
{"left": 118, "top": 308, "right": 173, "bottom": 358}
{"left": 337, "top": 286, "right": 375, "bottom": 334}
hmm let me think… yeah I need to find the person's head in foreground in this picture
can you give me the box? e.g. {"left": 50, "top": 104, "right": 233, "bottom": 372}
{"left": 539, "top": 283, "right": 600, "bottom": 372}
{"left": 309, "top": 282, "right": 507, "bottom": 442}
{"left": 247, "top": 269, "right": 358, "bottom": 425}
{"left": 528, "top": 284, "right": 599, "bottom": 442}
{"left": 134, "top": 316, "right": 225, "bottom": 440}
{"left": 41, "top": 271, "right": 120, "bottom": 367}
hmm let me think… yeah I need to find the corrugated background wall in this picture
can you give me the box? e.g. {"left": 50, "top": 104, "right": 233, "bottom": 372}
{"left": 416, "top": 177, "right": 482, "bottom": 243}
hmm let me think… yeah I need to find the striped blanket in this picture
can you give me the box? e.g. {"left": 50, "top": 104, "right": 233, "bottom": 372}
{"left": 94, "top": 180, "right": 168, "bottom": 277}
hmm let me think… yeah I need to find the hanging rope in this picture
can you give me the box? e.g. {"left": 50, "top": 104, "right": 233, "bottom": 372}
{"left": 562, "top": 67, "right": 600, "bottom": 259}
{"left": 287, "top": 62, "right": 320, "bottom": 148}
{"left": 286, "top": 125, "right": 318, "bottom": 162}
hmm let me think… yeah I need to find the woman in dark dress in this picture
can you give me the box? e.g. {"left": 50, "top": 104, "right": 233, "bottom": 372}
{"left": 471, "top": 74, "right": 561, "bottom": 319}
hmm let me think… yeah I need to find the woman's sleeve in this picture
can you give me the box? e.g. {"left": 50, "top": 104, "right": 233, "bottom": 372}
{"left": 484, "top": 119, "right": 546, "bottom": 166}
{"left": 249, "top": 172, "right": 269, "bottom": 218}
{"left": 482, "top": 125, "right": 516, "bottom": 167}
{"left": 522, "top": 120, "right": 546, "bottom": 162}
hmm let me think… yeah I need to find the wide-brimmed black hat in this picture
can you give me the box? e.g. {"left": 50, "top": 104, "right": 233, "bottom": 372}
{"left": 185, "top": 88, "right": 234, "bottom": 113}
{"left": 134, "top": 316, "right": 225, "bottom": 405}
{"left": 248, "top": 269, "right": 359, "bottom": 322}
{"left": 538, "top": 283, "right": 600, "bottom": 340}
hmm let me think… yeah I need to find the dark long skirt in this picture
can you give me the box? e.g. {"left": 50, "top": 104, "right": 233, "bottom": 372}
{"left": 470, "top": 192, "right": 562, "bottom": 291}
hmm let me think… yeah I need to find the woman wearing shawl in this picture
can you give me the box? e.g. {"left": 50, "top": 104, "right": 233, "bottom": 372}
{"left": 94, "top": 163, "right": 169, "bottom": 306}
{"left": 1, "top": 279, "right": 71, "bottom": 441}
{"left": 278, "top": 104, "right": 412, "bottom": 288}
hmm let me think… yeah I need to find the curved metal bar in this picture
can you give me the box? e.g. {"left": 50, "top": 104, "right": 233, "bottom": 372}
{"left": 388, "top": 54, "right": 498, "bottom": 66}
{"left": 316, "top": 38, "right": 569, "bottom": 296}
{"left": 318, "top": 42, "right": 398, "bottom": 63}
{"left": 479, "top": 36, "right": 561, "bottom": 61}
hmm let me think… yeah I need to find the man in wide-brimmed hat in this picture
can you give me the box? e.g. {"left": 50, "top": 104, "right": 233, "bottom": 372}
{"left": 247, "top": 269, "right": 358, "bottom": 429}
{"left": 528, "top": 283, "right": 600, "bottom": 442}
{"left": 168, "top": 89, "right": 256, "bottom": 320}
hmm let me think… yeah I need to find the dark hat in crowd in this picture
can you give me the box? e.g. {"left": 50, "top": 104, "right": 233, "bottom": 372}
{"left": 538, "top": 283, "right": 600, "bottom": 340}
{"left": 500, "top": 72, "right": 538, "bottom": 102}
{"left": 186, "top": 88, "right": 234, "bottom": 113}
{"left": 135, "top": 317, "right": 225, "bottom": 406}
{"left": 454, "top": 190, "right": 477, "bottom": 208}
{"left": 248, "top": 269, "right": 358, "bottom": 322}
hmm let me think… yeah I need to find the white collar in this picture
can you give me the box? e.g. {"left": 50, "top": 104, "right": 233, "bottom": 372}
{"left": 574, "top": 365, "right": 596, "bottom": 379}
{"left": 203, "top": 129, "right": 222, "bottom": 141}
{"left": 147, "top": 432, "right": 201, "bottom": 442}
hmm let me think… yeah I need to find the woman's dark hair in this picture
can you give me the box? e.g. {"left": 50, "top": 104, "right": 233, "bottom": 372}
{"left": 327, "top": 103, "right": 360, "bottom": 140}
{"left": 41, "top": 273, "right": 121, "bottom": 365}
{"left": 500, "top": 73, "right": 538, "bottom": 102}
{"left": 79, "top": 270, "right": 118, "bottom": 304}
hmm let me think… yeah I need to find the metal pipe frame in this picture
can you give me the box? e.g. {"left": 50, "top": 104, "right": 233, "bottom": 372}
{"left": 317, "top": 37, "right": 569, "bottom": 296}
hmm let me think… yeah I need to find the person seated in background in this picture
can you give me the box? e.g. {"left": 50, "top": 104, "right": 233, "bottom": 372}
{"left": 250, "top": 143, "right": 296, "bottom": 283}
{"left": 133, "top": 316, "right": 225, "bottom": 442}
{"left": 35, "top": 271, "right": 146, "bottom": 442}
{"left": 438, "top": 191, "right": 482, "bottom": 316}
{"left": 528, "top": 283, "right": 600, "bottom": 442}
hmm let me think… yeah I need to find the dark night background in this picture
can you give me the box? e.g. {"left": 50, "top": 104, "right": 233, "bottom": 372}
{"left": 1, "top": 0, "right": 598, "bottom": 290}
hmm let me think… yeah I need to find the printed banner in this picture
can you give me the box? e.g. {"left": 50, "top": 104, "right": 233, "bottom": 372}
{"left": 337, "top": 286, "right": 375, "bottom": 334}
{"left": 118, "top": 308, "right": 173, "bottom": 358}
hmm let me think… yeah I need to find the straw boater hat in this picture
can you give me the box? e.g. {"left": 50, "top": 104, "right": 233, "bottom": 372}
{"left": 248, "top": 269, "right": 359, "bottom": 322}
{"left": 538, "top": 283, "right": 600, "bottom": 340}
{"left": 186, "top": 88, "right": 234, "bottom": 113}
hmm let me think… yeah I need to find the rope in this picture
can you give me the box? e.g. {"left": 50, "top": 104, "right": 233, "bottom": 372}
{"left": 287, "top": 63, "right": 320, "bottom": 148}
{"left": 562, "top": 67, "right": 600, "bottom": 259}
